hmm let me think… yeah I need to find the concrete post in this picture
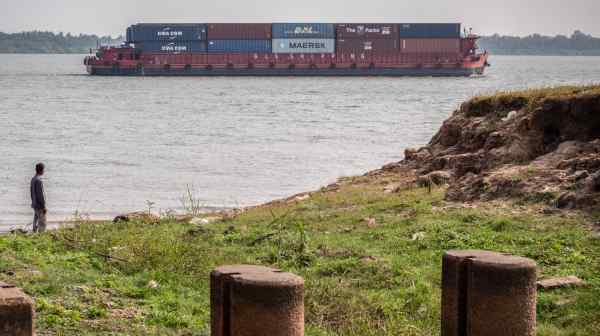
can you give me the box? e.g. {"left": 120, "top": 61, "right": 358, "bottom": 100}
{"left": 442, "top": 250, "right": 501, "bottom": 336}
{"left": 467, "top": 254, "right": 537, "bottom": 336}
{"left": 441, "top": 251, "right": 537, "bottom": 336}
{"left": 211, "top": 265, "right": 304, "bottom": 336}
{"left": 0, "top": 282, "right": 35, "bottom": 336}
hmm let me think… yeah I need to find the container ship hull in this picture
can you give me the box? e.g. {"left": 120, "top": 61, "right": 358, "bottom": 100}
{"left": 85, "top": 23, "right": 489, "bottom": 77}
{"left": 87, "top": 63, "right": 486, "bottom": 77}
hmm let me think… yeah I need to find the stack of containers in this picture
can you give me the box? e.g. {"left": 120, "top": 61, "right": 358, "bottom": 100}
{"left": 399, "top": 23, "right": 462, "bottom": 55}
{"left": 335, "top": 24, "right": 399, "bottom": 60}
{"left": 129, "top": 23, "right": 207, "bottom": 53}
{"left": 122, "top": 22, "right": 465, "bottom": 66}
{"left": 207, "top": 24, "right": 272, "bottom": 53}
{"left": 272, "top": 23, "right": 335, "bottom": 54}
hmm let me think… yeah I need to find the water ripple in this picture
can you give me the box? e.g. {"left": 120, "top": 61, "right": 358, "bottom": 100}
{"left": 1, "top": 54, "right": 600, "bottom": 228}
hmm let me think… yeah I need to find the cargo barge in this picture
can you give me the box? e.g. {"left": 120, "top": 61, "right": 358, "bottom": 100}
{"left": 84, "top": 23, "right": 489, "bottom": 77}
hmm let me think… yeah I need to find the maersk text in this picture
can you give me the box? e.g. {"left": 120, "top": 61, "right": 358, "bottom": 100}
{"left": 288, "top": 42, "right": 327, "bottom": 49}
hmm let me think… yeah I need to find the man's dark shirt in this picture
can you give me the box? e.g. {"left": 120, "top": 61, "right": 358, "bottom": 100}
{"left": 30, "top": 175, "right": 46, "bottom": 210}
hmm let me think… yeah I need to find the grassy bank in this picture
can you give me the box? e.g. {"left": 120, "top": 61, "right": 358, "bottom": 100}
{"left": 1, "top": 172, "right": 599, "bottom": 335}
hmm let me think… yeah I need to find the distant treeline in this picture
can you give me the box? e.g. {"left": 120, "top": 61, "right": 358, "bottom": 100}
{"left": 479, "top": 31, "right": 600, "bottom": 56}
{"left": 0, "top": 31, "right": 122, "bottom": 54}
{"left": 1, "top": 30, "right": 600, "bottom": 55}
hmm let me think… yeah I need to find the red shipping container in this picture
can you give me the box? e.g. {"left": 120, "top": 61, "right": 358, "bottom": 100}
{"left": 400, "top": 38, "right": 461, "bottom": 53}
{"left": 305, "top": 53, "right": 334, "bottom": 65}
{"left": 336, "top": 24, "right": 399, "bottom": 39}
{"left": 207, "top": 23, "right": 272, "bottom": 40}
{"left": 191, "top": 53, "right": 207, "bottom": 64}
{"left": 372, "top": 52, "right": 401, "bottom": 65}
{"left": 142, "top": 53, "right": 188, "bottom": 65}
{"left": 249, "top": 53, "right": 275, "bottom": 65}
{"left": 336, "top": 52, "right": 373, "bottom": 65}
{"left": 336, "top": 39, "right": 398, "bottom": 53}
{"left": 165, "top": 53, "right": 188, "bottom": 65}
{"left": 289, "top": 54, "right": 309, "bottom": 65}
{"left": 226, "top": 53, "right": 251, "bottom": 67}
{"left": 206, "top": 53, "right": 229, "bottom": 66}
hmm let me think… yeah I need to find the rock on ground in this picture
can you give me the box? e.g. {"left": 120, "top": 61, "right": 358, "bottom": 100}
{"left": 113, "top": 212, "right": 160, "bottom": 223}
{"left": 538, "top": 276, "right": 587, "bottom": 290}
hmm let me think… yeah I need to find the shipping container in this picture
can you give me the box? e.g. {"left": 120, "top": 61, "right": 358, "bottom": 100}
{"left": 248, "top": 53, "right": 276, "bottom": 66}
{"left": 136, "top": 41, "right": 207, "bottom": 53}
{"left": 272, "top": 23, "right": 335, "bottom": 39}
{"left": 372, "top": 52, "right": 462, "bottom": 65}
{"left": 400, "top": 38, "right": 461, "bottom": 53}
{"left": 141, "top": 53, "right": 211, "bottom": 65}
{"left": 303, "top": 53, "right": 336, "bottom": 65}
{"left": 398, "top": 23, "right": 461, "bottom": 38}
{"left": 207, "top": 40, "right": 272, "bottom": 53}
{"left": 336, "top": 39, "right": 398, "bottom": 53}
{"left": 336, "top": 52, "right": 373, "bottom": 64}
{"left": 335, "top": 24, "right": 398, "bottom": 39}
{"left": 226, "top": 53, "right": 251, "bottom": 67}
{"left": 272, "top": 53, "right": 307, "bottom": 66}
{"left": 130, "top": 24, "right": 207, "bottom": 41}
{"left": 272, "top": 39, "right": 335, "bottom": 53}
{"left": 206, "top": 53, "right": 229, "bottom": 66}
{"left": 207, "top": 23, "right": 272, "bottom": 40}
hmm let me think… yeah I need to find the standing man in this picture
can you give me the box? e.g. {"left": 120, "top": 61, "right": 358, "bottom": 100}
{"left": 30, "top": 163, "right": 47, "bottom": 233}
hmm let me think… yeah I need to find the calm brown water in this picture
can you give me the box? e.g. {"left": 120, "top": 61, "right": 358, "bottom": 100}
{"left": 1, "top": 54, "right": 599, "bottom": 231}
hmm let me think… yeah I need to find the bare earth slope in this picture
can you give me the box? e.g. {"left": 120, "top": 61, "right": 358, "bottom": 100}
{"left": 378, "top": 85, "right": 600, "bottom": 210}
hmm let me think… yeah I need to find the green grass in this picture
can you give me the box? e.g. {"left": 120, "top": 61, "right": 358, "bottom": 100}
{"left": 1, "top": 182, "right": 599, "bottom": 335}
{"left": 464, "top": 84, "right": 600, "bottom": 117}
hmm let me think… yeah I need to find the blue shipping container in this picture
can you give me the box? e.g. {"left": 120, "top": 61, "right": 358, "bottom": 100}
{"left": 272, "top": 23, "right": 335, "bottom": 39}
{"left": 398, "top": 23, "right": 461, "bottom": 38}
{"left": 136, "top": 41, "right": 207, "bottom": 53}
{"left": 207, "top": 40, "right": 272, "bottom": 53}
{"left": 130, "top": 24, "right": 207, "bottom": 41}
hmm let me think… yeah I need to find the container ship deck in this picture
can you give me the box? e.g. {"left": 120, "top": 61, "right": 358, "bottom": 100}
{"left": 85, "top": 23, "right": 490, "bottom": 77}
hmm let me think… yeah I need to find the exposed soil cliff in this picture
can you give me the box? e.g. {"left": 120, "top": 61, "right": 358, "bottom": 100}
{"left": 382, "top": 86, "right": 600, "bottom": 210}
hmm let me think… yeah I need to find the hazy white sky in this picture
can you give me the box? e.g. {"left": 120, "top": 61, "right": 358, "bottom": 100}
{"left": 1, "top": 0, "right": 598, "bottom": 37}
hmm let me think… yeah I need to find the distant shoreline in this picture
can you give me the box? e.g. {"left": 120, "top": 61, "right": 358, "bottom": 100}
{"left": 3, "top": 30, "right": 600, "bottom": 55}
{"left": 480, "top": 51, "right": 600, "bottom": 56}
{"left": 2, "top": 52, "right": 600, "bottom": 57}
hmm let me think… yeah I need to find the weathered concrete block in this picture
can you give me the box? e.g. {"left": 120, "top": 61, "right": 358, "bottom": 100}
{"left": 467, "top": 254, "right": 537, "bottom": 336}
{"left": 441, "top": 251, "right": 537, "bottom": 336}
{"left": 442, "top": 250, "right": 502, "bottom": 336}
{"left": 0, "top": 282, "right": 35, "bottom": 336}
{"left": 211, "top": 265, "right": 304, "bottom": 336}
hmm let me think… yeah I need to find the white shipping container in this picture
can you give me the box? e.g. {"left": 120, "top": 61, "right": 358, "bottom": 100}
{"left": 272, "top": 39, "right": 335, "bottom": 54}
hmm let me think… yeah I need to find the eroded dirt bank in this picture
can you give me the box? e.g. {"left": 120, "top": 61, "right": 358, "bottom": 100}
{"left": 374, "top": 86, "right": 600, "bottom": 211}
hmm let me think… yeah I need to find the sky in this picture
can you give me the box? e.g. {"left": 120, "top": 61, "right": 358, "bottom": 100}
{"left": 1, "top": 0, "right": 598, "bottom": 37}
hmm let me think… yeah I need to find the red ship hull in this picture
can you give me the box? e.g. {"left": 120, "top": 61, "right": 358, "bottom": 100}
{"left": 85, "top": 52, "right": 488, "bottom": 77}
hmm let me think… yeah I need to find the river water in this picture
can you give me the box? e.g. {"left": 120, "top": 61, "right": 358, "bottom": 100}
{"left": 1, "top": 54, "right": 599, "bottom": 230}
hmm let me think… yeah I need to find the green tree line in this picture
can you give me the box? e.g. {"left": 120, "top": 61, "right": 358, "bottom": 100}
{"left": 478, "top": 31, "right": 600, "bottom": 55}
{"left": 0, "top": 30, "right": 599, "bottom": 55}
{"left": 0, "top": 31, "right": 122, "bottom": 54}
